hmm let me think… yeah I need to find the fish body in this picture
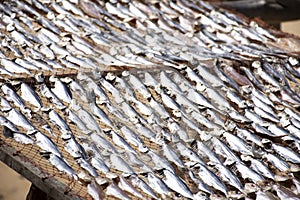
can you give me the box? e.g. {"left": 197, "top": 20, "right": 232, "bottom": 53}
{"left": 120, "top": 126, "right": 148, "bottom": 153}
{"left": 35, "top": 131, "right": 62, "bottom": 157}
{"left": 163, "top": 169, "right": 194, "bottom": 199}
{"left": 7, "top": 109, "right": 35, "bottom": 133}
{"left": 20, "top": 83, "right": 42, "bottom": 110}
{"left": 130, "top": 175, "right": 158, "bottom": 199}
{"left": 49, "top": 154, "right": 77, "bottom": 179}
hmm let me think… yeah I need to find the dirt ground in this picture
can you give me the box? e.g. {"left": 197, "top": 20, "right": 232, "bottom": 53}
{"left": 0, "top": 162, "right": 31, "bottom": 200}
{"left": 281, "top": 20, "right": 300, "bottom": 37}
{"left": 0, "top": 20, "right": 300, "bottom": 200}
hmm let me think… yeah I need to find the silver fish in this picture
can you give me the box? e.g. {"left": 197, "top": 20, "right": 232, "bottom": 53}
{"left": 160, "top": 71, "right": 183, "bottom": 95}
{"left": 15, "top": 58, "right": 39, "bottom": 70}
{"left": 251, "top": 123, "right": 277, "bottom": 137}
{"left": 130, "top": 175, "right": 158, "bottom": 199}
{"left": 214, "top": 163, "right": 243, "bottom": 192}
{"left": 87, "top": 182, "right": 102, "bottom": 200}
{"left": 267, "top": 125, "right": 289, "bottom": 137}
{"left": 162, "top": 143, "right": 185, "bottom": 168}
{"left": 272, "top": 185, "right": 299, "bottom": 200}
{"left": 235, "top": 162, "right": 264, "bottom": 183}
{"left": 106, "top": 183, "right": 130, "bottom": 200}
{"left": 89, "top": 102, "right": 114, "bottom": 128}
{"left": 111, "top": 131, "right": 136, "bottom": 154}
{"left": 50, "top": 76, "right": 72, "bottom": 104}
{"left": 0, "top": 97, "right": 12, "bottom": 112}
{"left": 131, "top": 97, "right": 153, "bottom": 117}
{"left": 77, "top": 158, "right": 98, "bottom": 177}
{"left": 167, "top": 119, "right": 190, "bottom": 142}
{"left": 121, "top": 102, "right": 146, "bottom": 124}
{"left": 66, "top": 109, "right": 88, "bottom": 132}
{"left": 147, "top": 172, "right": 171, "bottom": 197}
{"left": 35, "top": 131, "right": 62, "bottom": 157}
{"left": 20, "top": 83, "right": 42, "bottom": 110}
{"left": 175, "top": 93, "right": 199, "bottom": 113}
{"left": 272, "top": 144, "right": 300, "bottom": 164}
{"left": 10, "top": 30, "right": 33, "bottom": 47}
{"left": 196, "top": 64, "right": 223, "bottom": 87}
{"left": 91, "top": 133, "right": 117, "bottom": 154}
{"left": 191, "top": 111, "right": 219, "bottom": 129}
{"left": 128, "top": 74, "right": 151, "bottom": 99}
{"left": 110, "top": 154, "right": 135, "bottom": 175}
{"left": 1, "top": 84, "right": 31, "bottom": 116}
{"left": 235, "top": 127, "right": 262, "bottom": 146}
{"left": 78, "top": 76, "right": 109, "bottom": 104}
{"left": 99, "top": 78, "right": 123, "bottom": 104}
{"left": 50, "top": 43, "right": 70, "bottom": 58}
{"left": 223, "top": 132, "right": 252, "bottom": 156}
{"left": 175, "top": 142, "right": 205, "bottom": 166}
{"left": 211, "top": 137, "right": 240, "bottom": 165}
{"left": 188, "top": 170, "right": 213, "bottom": 194}
{"left": 3, "top": 127, "right": 34, "bottom": 145}
{"left": 244, "top": 109, "right": 269, "bottom": 126}
{"left": 161, "top": 93, "right": 181, "bottom": 117}
{"left": 226, "top": 89, "right": 247, "bottom": 108}
{"left": 25, "top": 57, "right": 53, "bottom": 71}
{"left": 13, "top": 131, "right": 34, "bottom": 145}
{"left": 194, "top": 163, "right": 228, "bottom": 195}
{"left": 49, "top": 154, "right": 77, "bottom": 180}
{"left": 65, "top": 137, "right": 86, "bottom": 159}
{"left": 263, "top": 153, "right": 290, "bottom": 172}
{"left": 118, "top": 176, "right": 144, "bottom": 199}
{"left": 205, "top": 87, "right": 232, "bottom": 111}
{"left": 39, "top": 84, "right": 65, "bottom": 110}
{"left": 252, "top": 94, "right": 277, "bottom": 118}
{"left": 148, "top": 97, "right": 170, "bottom": 120}
{"left": 147, "top": 150, "right": 175, "bottom": 173}
{"left": 39, "top": 44, "right": 55, "bottom": 60}
{"left": 196, "top": 140, "right": 222, "bottom": 165}
{"left": 144, "top": 72, "right": 161, "bottom": 93}
{"left": 256, "top": 190, "right": 280, "bottom": 200}
{"left": 163, "top": 169, "right": 194, "bottom": 199}
{"left": 136, "top": 123, "right": 156, "bottom": 142}
{"left": 0, "top": 116, "right": 19, "bottom": 132}
{"left": 72, "top": 105, "right": 101, "bottom": 134}
{"left": 120, "top": 126, "right": 148, "bottom": 153}
{"left": 248, "top": 157, "right": 275, "bottom": 180}
{"left": 7, "top": 109, "right": 35, "bottom": 134}
{"left": 48, "top": 109, "right": 72, "bottom": 139}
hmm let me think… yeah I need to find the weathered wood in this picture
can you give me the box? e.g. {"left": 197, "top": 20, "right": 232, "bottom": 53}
{"left": 0, "top": 140, "right": 82, "bottom": 200}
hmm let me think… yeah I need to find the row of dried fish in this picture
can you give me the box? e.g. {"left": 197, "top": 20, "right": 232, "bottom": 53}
{"left": 0, "top": 0, "right": 297, "bottom": 78}
{"left": 1, "top": 65, "right": 300, "bottom": 199}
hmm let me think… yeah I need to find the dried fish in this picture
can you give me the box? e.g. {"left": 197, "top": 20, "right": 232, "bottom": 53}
{"left": 130, "top": 175, "right": 158, "bottom": 199}
{"left": 6, "top": 109, "right": 35, "bottom": 134}
{"left": 48, "top": 109, "right": 72, "bottom": 139}
{"left": 118, "top": 176, "right": 144, "bottom": 199}
{"left": 106, "top": 183, "right": 130, "bottom": 200}
{"left": 272, "top": 144, "right": 300, "bottom": 164}
{"left": 0, "top": 58, "right": 31, "bottom": 75}
{"left": 163, "top": 169, "right": 194, "bottom": 199}
{"left": 20, "top": 83, "right": 42, "bottom": 110}
{"left": 193, "top": 163, "right": 228, "bottom": 195}
{"left": 120, "top": 126, "right": 148, "bottom": 153}
{"left": 35, "top": 131, "right": 62, "bottom": 157}
{"left": 49, "top": 76, "right": 72, "bottom": 104}
{"left": 49, "top": 154, "right": 77, "bottom": 179}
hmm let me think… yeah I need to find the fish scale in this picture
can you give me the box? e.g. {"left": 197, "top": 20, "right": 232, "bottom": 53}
{"left": 0, "top": 0, "right": 300, "bottom": 199}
